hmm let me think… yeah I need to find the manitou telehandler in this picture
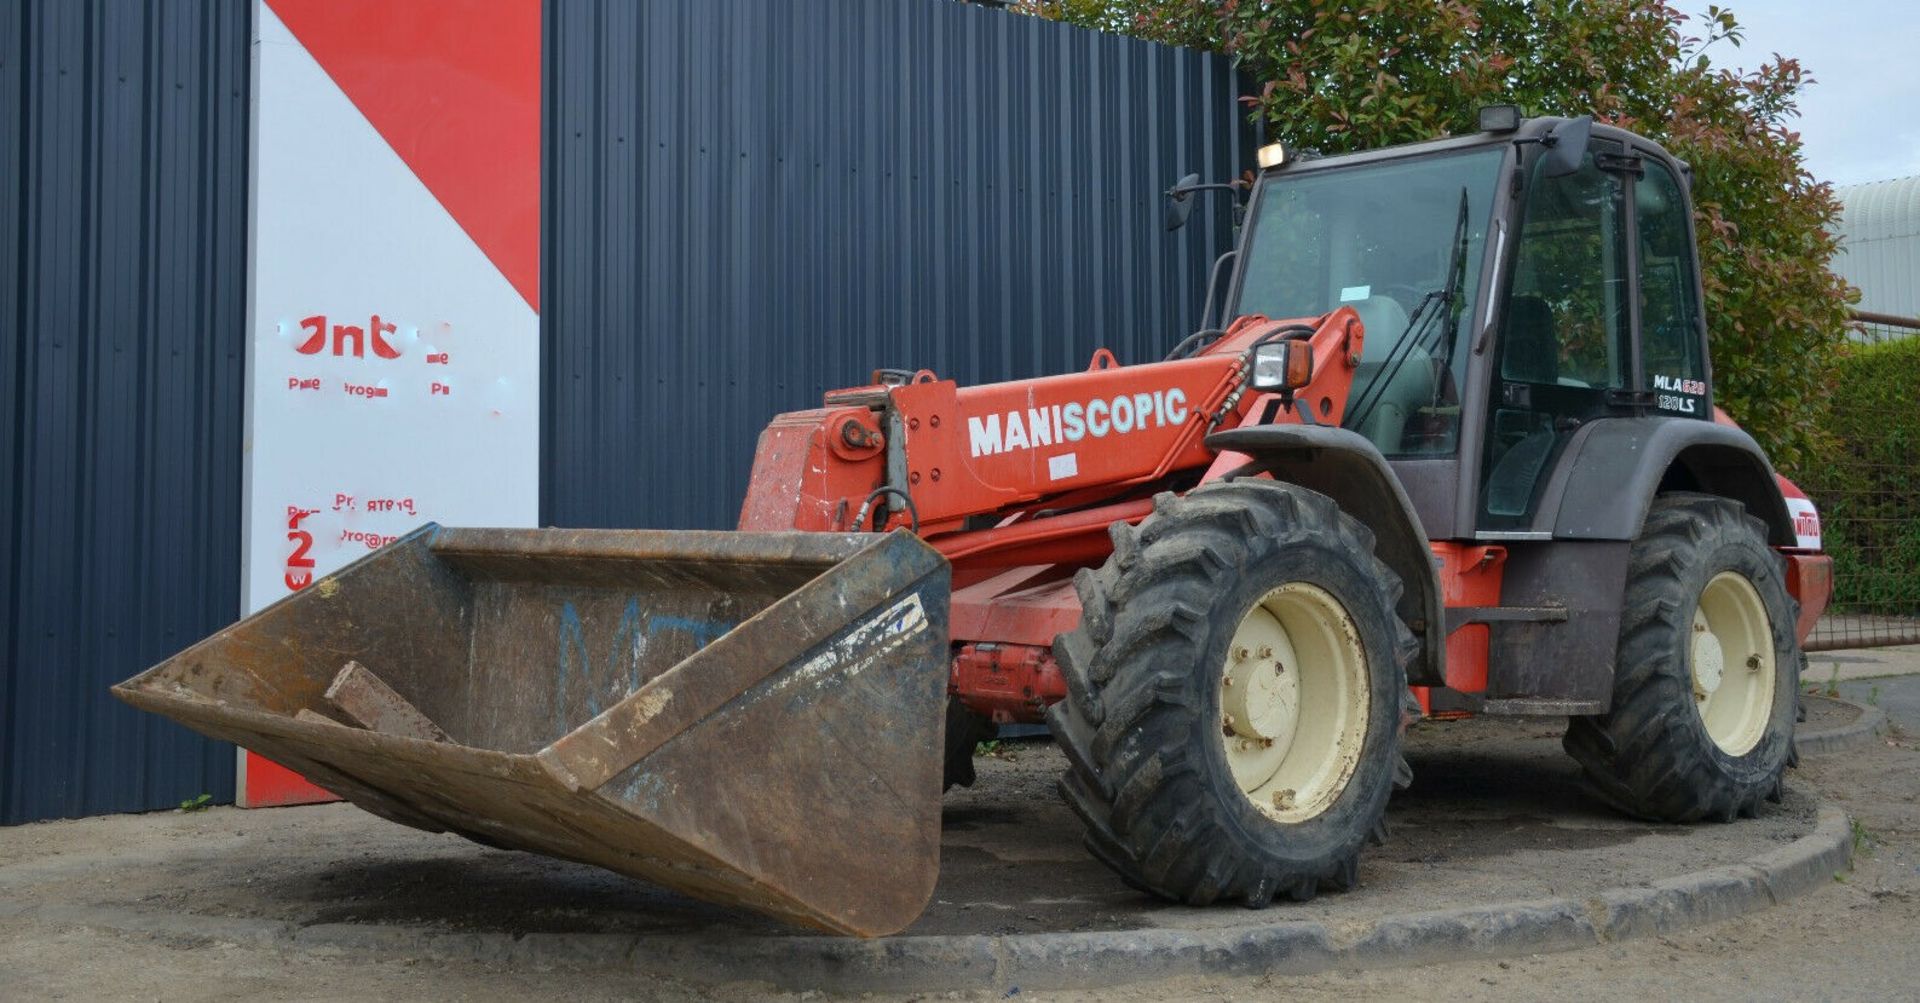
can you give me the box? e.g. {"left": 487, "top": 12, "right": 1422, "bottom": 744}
{"left": 120, "top": 111, "right": 1833, "bottom": 938}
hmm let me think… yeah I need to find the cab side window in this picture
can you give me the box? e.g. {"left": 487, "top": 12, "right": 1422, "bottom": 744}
{"left": 1500, "top": 158, "right": 1630, "bottom": 390}
{"left": 1636, "top": 160, "right": 1708, "bottom": 416}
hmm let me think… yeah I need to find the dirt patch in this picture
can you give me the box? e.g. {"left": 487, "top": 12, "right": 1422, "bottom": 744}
{"left": 1, "top": 691, "right": 1914, "bottom": 1001}
{"left": 0, "top": 716, "right": 1819, "bottom": 942}
{"left": 1802, "top": 692, "right": 1867, "bottom": 734}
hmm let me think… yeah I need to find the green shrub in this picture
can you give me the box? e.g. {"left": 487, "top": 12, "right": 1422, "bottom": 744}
{"left": 1804, "top": 336, "right": 1920, "bottom": 610}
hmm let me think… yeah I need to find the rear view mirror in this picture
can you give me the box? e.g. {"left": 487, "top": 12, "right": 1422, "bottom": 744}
{"left": 1165, "top": 173, "right": 1201, "bottom": 231}
{"left": 1542, "top": 115, "right": 1592, "bottom": 177}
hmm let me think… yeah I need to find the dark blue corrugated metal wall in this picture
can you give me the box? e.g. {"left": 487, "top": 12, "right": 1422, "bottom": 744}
{"left": 1, "top": 0, "right": 251, "bottom": 823}
{"left": 2, "top": 0, "right": 1246, "bottom": 824}
{"left": 542, "top": 0, "right": 1251, "bottom": 529}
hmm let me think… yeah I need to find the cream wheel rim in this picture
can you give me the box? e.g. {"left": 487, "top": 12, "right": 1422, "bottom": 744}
{"left": 1220, "top": 582, "right": 1370, "bottom": 823}
{"left": 1691, "top": 571, "right": 1776, "bottom": 756}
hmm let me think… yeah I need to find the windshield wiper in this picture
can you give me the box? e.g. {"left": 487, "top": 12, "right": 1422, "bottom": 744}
{"left": 1429, "top": 186, "right": 1474, "bottom": 402}
{"left": 1346, "top": 186, "right": 1471, "bottom": 429}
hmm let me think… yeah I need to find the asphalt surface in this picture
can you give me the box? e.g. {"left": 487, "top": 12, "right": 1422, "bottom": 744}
{"left": 1835, "top": 676, "right": 1920, "bottom": 732}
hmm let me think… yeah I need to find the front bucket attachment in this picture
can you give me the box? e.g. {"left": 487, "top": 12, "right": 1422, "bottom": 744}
{"left": 114, "top": 527, "right": 951, "bottom": 937}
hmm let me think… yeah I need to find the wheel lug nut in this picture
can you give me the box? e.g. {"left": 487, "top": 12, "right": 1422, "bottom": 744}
{"left": 1746, "top": 655, "right": 1762, "bottom": 671}
{"left": 1257, "top": 645, "right": 1273, "bottom": 659}
{"left": 1223, "top": 677, "right": 1233, "bottom": 688}
{"left": 1234, "top": 646, "right": 1250, "bottom": 661}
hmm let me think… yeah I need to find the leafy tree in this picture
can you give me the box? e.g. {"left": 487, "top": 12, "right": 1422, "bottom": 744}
{"left": 1020, "top": 0, "right": 1854, "bottom": 473}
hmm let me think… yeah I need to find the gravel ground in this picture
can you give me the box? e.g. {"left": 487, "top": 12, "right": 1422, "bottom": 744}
{"left": 1, "top": 677, "right": 1914, "bottom": 1001}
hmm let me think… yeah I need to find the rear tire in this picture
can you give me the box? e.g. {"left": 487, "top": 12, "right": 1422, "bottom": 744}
{"left": 1565, "top": 494, "right": 1800, "bottom": 821}
{"left": 1046, "top": 482, "right": 1417, "bottom": 905}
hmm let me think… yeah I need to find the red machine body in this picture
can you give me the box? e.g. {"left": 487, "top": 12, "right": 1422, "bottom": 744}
{"left": 739, "top": 309, "right": 1364, "bottom": 723}
{"left": 738, "top": 306, "right": 1828, "bottom": 726}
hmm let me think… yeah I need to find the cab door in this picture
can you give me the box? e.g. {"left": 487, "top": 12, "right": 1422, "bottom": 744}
{"left": 1477, "top": 139, "right": 1634, "bottom": 530}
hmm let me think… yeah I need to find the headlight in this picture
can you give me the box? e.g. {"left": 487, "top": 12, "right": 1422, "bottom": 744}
{"left": 1250, "top": 341, "right": 1313, "bottom": 391}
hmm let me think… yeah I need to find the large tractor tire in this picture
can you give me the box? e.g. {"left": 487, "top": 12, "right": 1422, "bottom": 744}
{"left": 1046, "top": 481, "right": 1417, "bottom": 905}
{"left": 1565, "top": 494, "right": 1801, "bottom": 822}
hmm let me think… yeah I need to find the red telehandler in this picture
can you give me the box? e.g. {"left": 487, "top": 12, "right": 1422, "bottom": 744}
{"left": 120, "top": 112, "right": 1832, "bottom": 938}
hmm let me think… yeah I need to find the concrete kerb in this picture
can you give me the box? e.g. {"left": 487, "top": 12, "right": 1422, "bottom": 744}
{"left": 0, "top": 805, "right": 1854, "bottom": 993}
{"left": 1798, "top": 696, "right": 1891, "bottom": 756}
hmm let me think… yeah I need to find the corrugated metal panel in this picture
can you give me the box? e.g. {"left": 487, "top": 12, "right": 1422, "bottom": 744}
{"left": 2, "top": 0, "right": 250, "bottom": 823}
{"left": 1834, "top": 175, "right": 1920, "bottom": 319}
{"left": 2, "top": 0, "right": 1243, "bottom": 824}
{"left": 543, "top": 0, "right": 1252, "bottom": 530}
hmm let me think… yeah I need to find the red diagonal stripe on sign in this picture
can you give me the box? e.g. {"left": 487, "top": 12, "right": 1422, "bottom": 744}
{"left": 270, "top": 0, "right": 541, "bottom": 312}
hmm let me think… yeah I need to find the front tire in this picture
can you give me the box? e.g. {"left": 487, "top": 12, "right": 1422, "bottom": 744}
{"left": 1565, "top": 494, "right": 1800, "bottom": 822}
{"left": 1047, "top": 481, "right": 1417, "bottom": 905}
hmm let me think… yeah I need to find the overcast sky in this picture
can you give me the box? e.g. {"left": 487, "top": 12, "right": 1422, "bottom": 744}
{"left": 1716, "top": 0, "right": 1920, "bottom": 188}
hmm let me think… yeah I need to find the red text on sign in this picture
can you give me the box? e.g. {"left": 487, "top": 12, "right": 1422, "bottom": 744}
{"left": 284, "top": 506, "right": 318, "bottom": 591}
{"left": 295, "top": 314, "right": 402, "bottom": 359}
{"left": 341, "top": 529, "right": 399, "bottom": 551}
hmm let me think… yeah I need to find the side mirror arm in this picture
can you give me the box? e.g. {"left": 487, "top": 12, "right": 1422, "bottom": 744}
{"left": 1165, "top": 176, "right": 1248, "bottom": 231}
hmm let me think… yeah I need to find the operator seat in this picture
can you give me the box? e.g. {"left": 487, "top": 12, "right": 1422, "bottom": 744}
{"left": 1347, "top": 295, "right": 1434, "bottom": 455}
{"left": 1501, "top": 295, "right": 1559, "bottom": 385}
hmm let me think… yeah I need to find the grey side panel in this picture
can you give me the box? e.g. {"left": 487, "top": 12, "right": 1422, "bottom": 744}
{"left": 1486, "top": 540, "right": 1629, "bottom": 705}
{"left": 1537, "top": 418, "right": 1794, "bottom": 546}
{"left": 1382, "top": 457, "right": 1457, "bottom": 542}
{"left": 1207, "top": 426, "right": 1445, "bottom": 687}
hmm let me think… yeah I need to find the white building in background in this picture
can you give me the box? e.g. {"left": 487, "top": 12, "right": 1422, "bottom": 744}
{"left": 1834, "top": 175, "right": 1920, "bottom": 321}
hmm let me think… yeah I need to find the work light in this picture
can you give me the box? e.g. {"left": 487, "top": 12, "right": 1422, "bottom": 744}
{"left": 1250, "top": 341, "right": 1312, "bottom": 391}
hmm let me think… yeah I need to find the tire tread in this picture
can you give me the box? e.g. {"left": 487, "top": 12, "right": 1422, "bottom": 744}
{"left": 1048, "top": 480, "right": 1414, "bottom": 904}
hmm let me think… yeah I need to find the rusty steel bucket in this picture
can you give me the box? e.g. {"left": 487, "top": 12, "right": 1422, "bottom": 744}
{"left": 113, "top": 526, "right": 952, "bottom": 937}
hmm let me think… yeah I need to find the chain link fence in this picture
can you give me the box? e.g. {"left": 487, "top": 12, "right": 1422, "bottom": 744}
{"left": 1801, "top": 312, "right": 1920, "bottom": 651}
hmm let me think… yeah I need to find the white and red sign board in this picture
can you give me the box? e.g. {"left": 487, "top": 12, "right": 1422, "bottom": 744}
{"left": 240, "top": 0, "right": 541, "bottom": 806}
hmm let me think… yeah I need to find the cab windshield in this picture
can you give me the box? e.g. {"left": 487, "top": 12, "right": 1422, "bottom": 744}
{"left": 1233, "top": 146, "right": 1505, "bottom": 456}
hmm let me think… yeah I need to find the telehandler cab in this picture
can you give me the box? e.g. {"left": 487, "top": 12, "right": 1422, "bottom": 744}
{"left": 119, "top": 112, "right": 1833, "bottom": 938}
